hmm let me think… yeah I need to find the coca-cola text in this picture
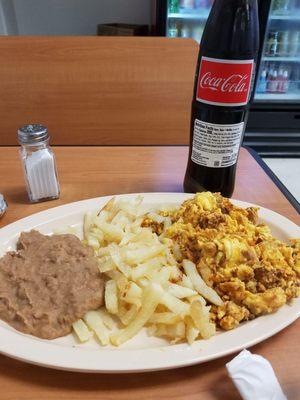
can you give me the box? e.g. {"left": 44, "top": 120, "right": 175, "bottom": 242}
{"left": 196, "top": 57, "right": 254, "bottom": 106}
{"left": 199, "top": 73, "right": 249, "bottom": 93}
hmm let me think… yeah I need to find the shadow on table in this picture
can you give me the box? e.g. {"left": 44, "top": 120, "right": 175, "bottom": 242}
{"left": 0, "top": 353, "right": 240, "bottom": 400}
{"left": 4, "top": 186, "right": 28, "bottom": 205}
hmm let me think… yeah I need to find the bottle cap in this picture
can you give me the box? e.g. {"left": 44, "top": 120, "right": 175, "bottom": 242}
{"left": 17, "top": 124, "right": 49, "bottom": 144}
{"left": 0, "top": 193, "right": 7, "bottom": 218}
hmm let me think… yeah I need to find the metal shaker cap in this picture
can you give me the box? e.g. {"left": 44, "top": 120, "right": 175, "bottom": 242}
{"left": 0, "top": 193, "right": 7, "bottom": 218}
{"left": 17, "top": 124, "right": 49, "bottom": 144}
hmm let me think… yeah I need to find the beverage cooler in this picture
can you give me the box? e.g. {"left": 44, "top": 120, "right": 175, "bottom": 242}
{"left": 153, "top": 0, "right": 300, "bottom": 156}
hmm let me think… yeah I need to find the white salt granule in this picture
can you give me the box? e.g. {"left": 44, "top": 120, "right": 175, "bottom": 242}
{"left": 25, "top": 149, "right": 59, "bottom": 202}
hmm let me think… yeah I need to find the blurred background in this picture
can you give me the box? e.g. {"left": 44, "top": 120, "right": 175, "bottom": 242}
{"left": 0, "top": 0, "right": 299, "bottom": 201}
{"left": 0, "top": 0, "right": 151, "bottom": 35}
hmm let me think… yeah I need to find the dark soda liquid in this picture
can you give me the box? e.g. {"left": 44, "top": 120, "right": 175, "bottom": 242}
{"left": 184, "top": 0, "right": 259, "bottom": 198}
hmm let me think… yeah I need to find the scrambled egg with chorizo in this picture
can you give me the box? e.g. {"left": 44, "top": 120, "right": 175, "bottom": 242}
{"left": 143, "top": 192, "right": 300, "bottom": 331}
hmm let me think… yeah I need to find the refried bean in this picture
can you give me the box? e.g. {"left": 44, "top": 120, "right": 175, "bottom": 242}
{"left": 0, "top": 230, "right": 104, "bottom": 339}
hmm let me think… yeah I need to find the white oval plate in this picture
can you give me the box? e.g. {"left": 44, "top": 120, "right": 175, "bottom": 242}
{"left": 0, "top": 193, "right": 299, "bottom": 373}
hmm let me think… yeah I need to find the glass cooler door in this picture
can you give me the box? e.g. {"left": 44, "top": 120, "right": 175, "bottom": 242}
{"left": 166, "top": 0, "right": 214, "bottom": 43}
{"left": 255, "top": 0, "right": 300, "bottom": 102}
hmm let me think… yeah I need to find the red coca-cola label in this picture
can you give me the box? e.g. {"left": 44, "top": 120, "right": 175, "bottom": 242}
{"left": 196, "top": 57, "right": 254, "bottom": 106}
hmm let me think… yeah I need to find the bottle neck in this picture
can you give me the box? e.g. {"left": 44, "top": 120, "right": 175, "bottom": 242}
{"left": 200, "top": 0, "right": 259, "bottom": 59}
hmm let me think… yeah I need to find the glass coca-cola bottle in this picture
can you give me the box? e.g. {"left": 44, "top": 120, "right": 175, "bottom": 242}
{"left": 184, "top": 0, "right": 259, "bottom": 197}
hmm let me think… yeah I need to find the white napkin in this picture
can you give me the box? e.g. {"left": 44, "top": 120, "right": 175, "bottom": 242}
{"left": 226, "top": 349, "right": 287, "bottom": 400}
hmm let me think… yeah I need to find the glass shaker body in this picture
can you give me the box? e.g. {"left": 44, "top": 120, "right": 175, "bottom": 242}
{"left": 18, "top": 125, "right": 60, "bottom": 203}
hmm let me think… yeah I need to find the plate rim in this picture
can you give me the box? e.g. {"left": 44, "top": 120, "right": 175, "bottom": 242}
{"left": 0, "top": 192, "right": 299, "bottom": 373}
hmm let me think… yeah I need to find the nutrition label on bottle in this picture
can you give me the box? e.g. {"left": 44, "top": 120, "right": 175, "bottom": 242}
{"left": 191, "top": 119, "right": 245, "bottom": 168}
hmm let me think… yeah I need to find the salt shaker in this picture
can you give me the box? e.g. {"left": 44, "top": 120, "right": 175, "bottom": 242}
{"left": 18, "top": 124, "right": 60, "bottom": 203}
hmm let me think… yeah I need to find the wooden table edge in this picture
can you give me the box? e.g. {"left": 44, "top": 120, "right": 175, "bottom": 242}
{"left": 243, "top": 146, "right": 300, "bottom": 214}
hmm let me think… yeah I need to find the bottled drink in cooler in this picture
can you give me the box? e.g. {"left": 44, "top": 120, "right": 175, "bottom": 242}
{"left": 257, "top": 69, "right": 267, "bottom": 93}
{"left": 180, "top": 0, "right": 195, "bottom": 9}
{"left": 266, "top": 65, "right": 273, "bottom": 89}
{"left": 277, "top": 68, "right": 284, "bottom": 93}
{"left": 267, "top": 69, "right": 278, "bottom": 93}
{"left": 266, "top": 31, "right": 279, "bottom": 56}
{"left": 184, "top": 0, "right": 259, "bottom": 197}
{"left": 289, "top": 31, "right": 300, "bottom": 57}
{"left": 192, "top": 25, "right": 204, "bottom": 42}
{"left": 278, "top": 31, "right": 289, "bottom": 56}
{"left": 272, "top": 0, "right": 291, "bottom": 14}
{"left": 168, "top": 20, "right": 179, "bottom": 37}
{"left": 273, "top": 70, "right": 279, "bottom": 92}
{"left": 281, "top": 70, "right": 290, "bottom": 93}
{"left": 181, "top": 23, "right": 191, "bottom": 38}
{"left": 168, "top": 0, "right": 179, "bottom": 13}
{"left": 194, "top": 0, "right": 214, "bottom": 10}
{"left": 290, "top": 67, "right": 300, "bottom": 92}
